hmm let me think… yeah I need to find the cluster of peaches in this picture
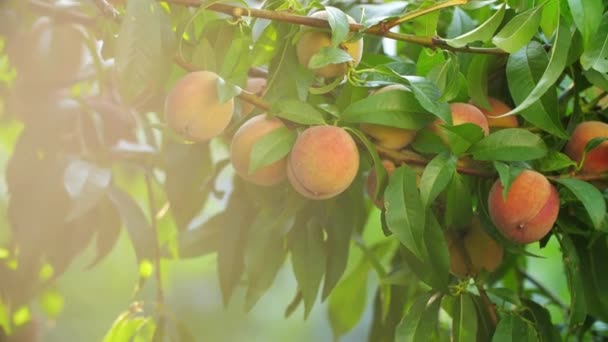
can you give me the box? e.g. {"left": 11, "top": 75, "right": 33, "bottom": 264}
{"left": 164, "top": 9, "right": 608, "bottom": 278}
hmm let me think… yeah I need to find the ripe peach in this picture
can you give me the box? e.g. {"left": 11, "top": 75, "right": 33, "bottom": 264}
{"left": 432, "top": 103, "right": 490, "bottom": 138}
{"left": 296, "top": 11, "right": 363, "bottom": 78}
{"left": 288, "top": 126, "right": 359, "bottom": 199}
{"left": 360, "top": 85, "right": 417, "bottom": 150}
{"left": 564, "top": 121, "right": 608, "bottom": 174}
{"left": 164, "top": 71, "right": 233, "bottom": 142}
{"left": 474, "top": 98, "right": 519, "bottom": 128}
{"left": 230, "top": 115, "right": 288, "bottom": 186}
{"left": 488, "top": 170, "right": 560, "bottom": 244}
{"left": 446, "top": 217, "right": 504, "bottom": 277}
{"left": 241, "top": 78, "right": 267, "bottom": 115}
{"left": 366, "top": 160, "right": 397, "bottom": 209}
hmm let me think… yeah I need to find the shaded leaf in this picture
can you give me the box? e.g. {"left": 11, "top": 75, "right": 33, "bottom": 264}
{"left": 470, "top": 128, "right": 547, "bottom": 161}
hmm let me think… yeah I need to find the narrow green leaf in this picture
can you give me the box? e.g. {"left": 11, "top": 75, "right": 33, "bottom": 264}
{"left": 341, "top": 89, "right": 435, "bottom": 129}
{"left": 521, "top": 299, "right": 561, "bottom": 342}
{"left": 491, "top": 314, "right": 539, "bottom": 342}
{"left": 493, "top": 161, "right": 525, "bottom": 199}
{"left": 492, "top": 3, "right": 545, "bottom": 53}
{"left": 344, "top": 127, "right": 387, "bottom": 200}
{"left": 427, "top": 56, "right": 462, "bottom": 102}
{"left": 501, "top": 18, "right": 573, "bottom": 136}
{"left": 467, "top": 54, "right": 492, "bottom": 110}
{"left": 249, "top": 127, "right": 296, "bottom": 174}
{"left": 444, "top": 173, "right": 473, "bottom": 230}
{"left": 446, "top": 3, "right": 506, "bottom": 47}
{"left": 403, "top": 76, "right": 452, "bottom": 124}
{"left": 384, "top": 166, "right": 426, "bottom": 260}
{"left": 580, "top": 13, "right": 608, "bottom": 73}
{"left": 558, "top": 234, "right": 588, "bottom": 329}
{"left": 328, "top": 258, "right": 369, "bottom": 338}
{"left": 308, "top": 47, "right": 353, "bottom": 69}
{"left": 453, "top": 294, "right": 478, "bottom": 342}
{"left": 534, "top": 151, "right": 577, "bottom": 172}
{"left": 272, "top": 99, "right": 326, "bottom": 125}
{"left": 325, "top": 6, "right": 350, "bottom": 47}
{"left": 440, "top": 123, "right": 486, "bottom": 155}
{"left": 567, "top": 0, "right": 604, "bottom": 48}
{"left": 395, "top": 292, "right": 442, "bottom": 342}
{"left": 506, "top": 41, "right": 565, "bottom": 138}
{"left": 556, "top": 179, "right": 606, "bottom": 230}
{"left": 470, "top": 128, "right": 548, "bottom": 161}
{"left": 419, "top": 152, "right": 457, "bottom": 207}
{"left": 251, "top": 23, "right": 278, "bottom": 67}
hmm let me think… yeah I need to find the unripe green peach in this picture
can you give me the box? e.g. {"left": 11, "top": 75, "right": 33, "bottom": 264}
{"left": 360, "top": 85, "right": 417, "bottom": 150}
{"left": 288, "top": 126, "right": 359, "bottom": 199}
{"left": 230, "top": 115, "right": 287, "bottom": 186}
{"left": 564, "top": 121, "right": 608, "bottom": 174}
{"left": 446, "top": 216, "right": 504, "bottom": 277}
{"left": 488, "top": 170, "right": 560, "bottom": 244}
{"left": 241, "top": 78, "right": 267, "bottom": 115}
{"left": 164, "top": 71, "right": 233, "bottom": 141}
{"left": 296, "top": 10, "right": 363, "bottom": 78}
{"left": 474, "top": 97, "right": 519, "bottom": 128}
{"left": 432, "top": 103, "right": 490, "bottom": 138}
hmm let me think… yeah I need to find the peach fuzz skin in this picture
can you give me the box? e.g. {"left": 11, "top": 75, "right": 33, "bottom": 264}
{"left": 474, "top": 98, "right": 519, "bottom": 128}
{"left": 230, "top": 115, "right": 287, "bottom": 186}
{"left": 565, "top": 121, "right": 608, "bottom": 174}
{"left": 488, "top": 170, "right": 559, "bottom": 244}
{"left": 288, "top": 126, "right": 359, "bottom": 200}
{"left": 165, "top": 71, "right": 233, "bottom": 142}
{"left": 431, "top": 103, "right": 490, "bottom": 139}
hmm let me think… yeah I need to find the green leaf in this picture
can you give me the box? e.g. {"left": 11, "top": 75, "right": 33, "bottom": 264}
{"left": 251, "top": 23, "right": 278, "bottom": 67}
{"left": 395, "top": 292, "right": 442, "bottom": 342}
{"left": 272, "top": 99, "right": 326, "bottom": 125}
{"left": 446, "top": 3, "right": 506, "bottom": 47}
{"left": 556, "top": 179, "right": 606, "bottom": 230}
{"left": 421, "top": 209, "right": 450, "bottom": 290}
{"left": 328, "top": 256, "right": 369, "bottom": 338}
{"left": 341, "top": 89, "right": 435, "bottom": 129}
{"left": 453, "top": 293, "right": 478, "bottom": 342}
{"left": 419, "top": 152, "right": 457, "bottom": 207}
{"left": 427, "top": 55, "right": 462, "bottom": 102}
{"left": 491, "top": 313, "right": 539, "bottom": 342}
{"left": 308, "top": 47, "right": 353, "bottom": 69}
{"left": 493, "top": 161, "right": 525, "bottom": 199}
{"left": 220, "top": 33, "right": 252, "bottom": 82}
{"left": 384, "top": 166, "right": 426, "bottom": 260}
{"left": 584, "top": 69, "right": 608, "bottom": 91}
{"left": 567, "top": 0, "right": 604, "bottom": 48}
{"left": 534, "top": 151, "right": 577, "bottom": 172}
{"left": 558, "top": 234, "right": 588, "bottom": 329}
{"left": 216, "top": 76, "right": 242, "bottom": 104}
{"left": 63, "top": 159, "right": 111, "bottom": 221}
{"left": 440, "top": 123, "right": 486, "bottom": 155}
{"left": 444, "top": 173, "right": 473, "bottom": 230}
{"left": 502, "top": 18, "right": 573, "bottom": 137}
{"left": 467, "top": 54, "right": 492, "bottom": 110}
{"left": 107, "top": 186, "right": 155, "bottom": 262}
{"left": 492, "top": 3, "right": 544, "bottom": 53}
{"left": 344, "top": 127, "right": 387, "bottom": 200}
{"left": 248, "top": 127, "right": 296, "bottom": 174}
{"left": 506, "top": 41, "right": 565, "bottom": 138}
{"left": 571, "top": 236, "right": 608, "bottom": 322}
{"left": 102, "top": 306, "right": 154, "bottom": 342}
{"left": 291, "top": 219, "right": 326, "bottom": 318}
{"left": 521, "top": 299, "right": 561, "bottom": 342}
{"left": 580, "top": 13, "right": 608, "bottom": 73}
{"left": 0, "top": 296, "right": 10, "bottom": 335}
{"left": 115, "top": 0, "right": 174, "bottom": 101}
{"left": 325, "top": 6, "right": 350, "bottom": 48}
{"left": 470, "top": 128, "right": 548, "bottom": 161}
{"left": 403, "top": 76, "right": 452, "bottom": 124}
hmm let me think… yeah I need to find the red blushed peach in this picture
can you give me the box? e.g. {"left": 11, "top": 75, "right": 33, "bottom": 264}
{"left": 241, "top": 78, "right": 267, "bottom": 115}
{"left": 230, "top": 115, "right": 287, "bottom": 186}
{"left": 565, "top": 121, "right": 608, "bottom": 174}
{"left": 446, "top": 216, "right": 504, "bottom": 277}
{"left": 431, "top": 103, "right": 490, "bottom": 140}
{"left": 360, "top": 85, "right": 417, "bottom": 150}
{"left": 296, "top": 10, "right": 363, "bottom": 78}
{"left": 488, "top": 170, "right": 560, "bottom": 244}
{"left": 288, "top": 126, "right": 359, "bottom": 199}
{"left": 165, "top": 71, "right": 233, "bottom": 142}
{"left": 474, "top": 97, "right": 519, "bottom": 128}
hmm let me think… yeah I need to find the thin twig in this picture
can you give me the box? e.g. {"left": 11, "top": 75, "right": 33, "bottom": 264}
{"left": 164, "top": 0, "right": 507, "bottom": 55}
{"left": 376, "top": 0, "right": 469, "bottom": 30}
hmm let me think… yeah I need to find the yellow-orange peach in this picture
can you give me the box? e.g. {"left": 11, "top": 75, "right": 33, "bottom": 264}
{"left": 432, "top": 103, "right": 490, "bottom": 139}
{"left": 230, "top": 115, "right": 287, "bottom": 186}
{"left": 360, "top": 85, "right": 417, "bottom": 150}
{"left": 296, "top": 11, "right": 363, "bottom": 78}
{"left": 564, "top": 121, "right": 608, "bottom": 174}
{"left": 241, "top": 78, "right": 267, "bottom": 115}
{"left": 366, "top": 160, "right": 397, "bottom": 209}
{"left": 474, "top": 98, "right": 519, "bottom": 128}
{"left": 288, "top": 126, "right": 359, "bottom": 199}
{"left": 488, "top": 170, "right": 559, "bottom": 244}
{"left": 446, "top": 217, "right": 504, "bottom": 277}
{"left": 165, "top": 71, "right": 233, "bottom": 141}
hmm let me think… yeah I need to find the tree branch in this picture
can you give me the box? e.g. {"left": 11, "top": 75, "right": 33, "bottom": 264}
{"left": 164, "top": 0, "right": 507, "bottom": 55}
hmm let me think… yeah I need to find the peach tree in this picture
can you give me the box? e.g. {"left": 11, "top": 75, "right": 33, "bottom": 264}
{"left": 1, "top": 0, "right": 608, "bottom": 340}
